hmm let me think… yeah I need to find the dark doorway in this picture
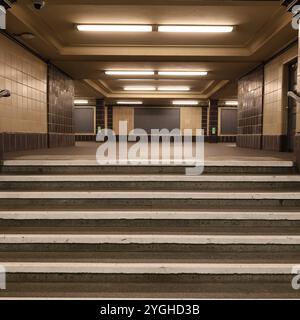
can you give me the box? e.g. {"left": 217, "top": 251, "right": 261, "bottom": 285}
{"left": 134, "top": 108, "right": 180, "bottom": 134}
{"left": 287, "top": 61, "right": 298, "bottom": 152}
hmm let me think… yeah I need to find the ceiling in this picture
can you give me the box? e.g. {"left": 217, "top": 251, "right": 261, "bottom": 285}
{"left": 4, "top": 0, "right": 298, "bottom": 104}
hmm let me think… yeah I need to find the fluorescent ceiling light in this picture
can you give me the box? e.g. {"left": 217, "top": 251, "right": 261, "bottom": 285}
{"left": 124, "top": 86, "right": 156, "bottom": 91}
{"left": 225, "top": 101, "right": 238, "bottom": 106}
{"left": 158, "top": 86, "right": 190, "bottom": 91}
{"left": 173, "top": 100, "right": 199, "bottom": 105}
{"left": 117, "top": 101, "right": 143, "bottom": 105}
{"left": 105, "top": 70, "right": 155, "bottom": 76}
{"left": 158, "top": 25, "right": 233, "bottom": 33}
{"left": 159, "top": 71, "right": 207, "bottom": 76}
{"left": 74, "top": 99, "right": 89, "bottom": 105}
{"left": 77, "top": 25, "right": 152, "bottom": 32}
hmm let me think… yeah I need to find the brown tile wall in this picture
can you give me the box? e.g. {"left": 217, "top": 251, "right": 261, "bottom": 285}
{"left": 237, "top": 66, "right": 264, "bottom": 149}
{"left": 48, "top": 65, "right": 75, "bottom": 148}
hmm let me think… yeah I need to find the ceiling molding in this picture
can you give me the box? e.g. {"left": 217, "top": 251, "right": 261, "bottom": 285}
{"left": 9, "top": 2, "right": 289, "bottom": 59}
{"left": 205, "top": 80, "right": 230, "bottom": 97}
{"left": 10, "top": 4, "right": 62, "bottom": 53}
{"left": 25, "top": 0, "right": 280, "bottom": 6}
{"left": 249, "top": 9, "right": 295, "bottom": 54}
{"left": 60, "top": 46, "right": 251, "bottom": 57}
{"left": 81, "top": 78, "right": 228, "bottom": 99}
{"left": 83, "top": 79, "right": 110, "bottom": 96}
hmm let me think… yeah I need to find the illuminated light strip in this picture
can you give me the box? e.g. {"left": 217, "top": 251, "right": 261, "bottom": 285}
{"left": 77, "top": 25, "right": 153, "bottom": 32}
{"left": 173, "top": 100, "right": 199, "bottom": 105}
{"left": 117, "top": 101, "right": 143, "bottom": 105}
{"left": 158, "top": 25, "right": 234, "bottom": 33}
{"left": 105, "top": 70, "right": 155, "bottom": 76}
{"left": 74, "top": 99, "right": 89, "bottom": 105}
{"left": 123, "top": 86, "right": 156, "bottom": 91}
{"left": 225, "top": 101, "right": 238, "bottom": 106}
{"left": 158, "top": 86, "right": 190, "bottom": 91}
{"left": 159, "top": 71, "right": 207, "bottom": 76}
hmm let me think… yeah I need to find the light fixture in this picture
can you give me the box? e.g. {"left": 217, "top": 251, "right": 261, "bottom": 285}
{"left": 16, "top": 32, "right": 36, "bottom": 40}
{"left": 172, "top": 100, "right": 198, "bottom": 105}
{"left": 158, "top": 25, "right": 234, "bottom": 33}
{"left": 158, "top": 86, "right": 190, "bottom": 91}
{"left": 117, "top": 101, "right": 143, "bottom": 105}
{"left": 124, "top": 86, "right": 156, "bottom": 91}
{"left": 159, "top": 71, "right": 207, "bottom": 76}
{"left": 225, "top": 101, "right": 238, "bottom": 106}
{"left": 105, "top": 70, "right": 155, "bottom": 76}
{"left": 77, "top": 25, "right": 153, "bottom": 32}
{"left": 74, "top": 99, "right": 89, "bottom": 105}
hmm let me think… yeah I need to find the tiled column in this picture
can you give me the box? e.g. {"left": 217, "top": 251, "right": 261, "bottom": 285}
{"left": 207, "top": 99, "right": 218, "bottom": 143}
{"left": 107, "top": 106, "right": 113, "bottom": 130}
{"left": 282, "top": 1, "right": 300, "bottom": 165}
{"left": 96, "top": 99, "right": 105, "bottom": 133}
{"left": 237, "top": 66, "right": 264, "bottom": 149}
{"left": 295, "top": 25, "right": 300, "bottom": 164}
{"left": 0, "top": 133, "right": 3, "bottom": 161}
{"left": 201, "top": 106, "right": 208, "bottom": 138}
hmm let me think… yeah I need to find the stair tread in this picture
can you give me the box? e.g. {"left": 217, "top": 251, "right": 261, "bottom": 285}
{"left": 0, "top": 210, "right": 299, "bottom": 219}
{"left": 1, "top": 175, "right": 300, "bottom": 182}
{"left": 2, "top": 160, "right": 295, "bottom": 167}
{"left": 1, "top": 234, "right": 300, "bottom": 244}
{"left": 0, "top": 191, "right": 300, "bottom": 199}
{"left": 0, "top": 262, "right": 298, "bottom": 274}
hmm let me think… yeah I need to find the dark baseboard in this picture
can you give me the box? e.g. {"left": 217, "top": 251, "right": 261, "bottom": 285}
{"left": 262, "top": 135, "right": 286, "bottom": 152}
{"left": 294, "top": 135, "right": 300, "bottom": 170}
{"left": 218, "top": 136, "right": 237, "bottom": 143}
{"left": 75, "top": 135, "right": 96, "bottom": 142}
{"left": 0, "top": 132, "right": 47, "bottom": 153}
{"left": 48, "top": 133, "right": 75, "bottom": 148}
{"left": 237, "top": 135, "right": 261, "bottom": 149}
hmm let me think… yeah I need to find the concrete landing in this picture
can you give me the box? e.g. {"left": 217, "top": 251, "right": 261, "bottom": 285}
{"left": 2, "top": 142, "right": 295, "bottom": 162}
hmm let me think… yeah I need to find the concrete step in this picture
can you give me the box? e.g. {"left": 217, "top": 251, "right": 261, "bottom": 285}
{"left": 1, "top": 175, "right": 300, "bottom": 191}
{"left": 1, "top": 210, "right": 299, "bottom": 234}
{"left": 0, "top": 263, "right": 298, "bottom": 298}
{"left": 0, "top": 191, "right": 299, "bottom": 209}
{"left": 0, "top": 262, "right": 297, "bottom": 274}
{"left": 0, "top": 210, "right": 299, "bottom": 220}
{"left": 1, "top": 160, "right": 296, "bottom": 175}
{"left": 0, "top": 161, "right": 298, "bottom": 298}
{"left": 0, "top": 220, "right": 300, "bottom": 234}
{"left": 1, "top": 245, "right": 300, "bottom": 263}
{"left": 1, "top": 234, "right": 300, "bottom": 244}
{"left": 0, "top": 274, "right": 298, "bottom": 298}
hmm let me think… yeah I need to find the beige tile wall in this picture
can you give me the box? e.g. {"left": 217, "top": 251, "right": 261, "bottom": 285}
{"left": 113, "top": 106, "right": 134, "bottom": 134}
{"left": 180, "top": 107, "right": 202, "bottom": 135}
{"left": 263, "top": 44, "right": 298, "bottom": 135}
{"left": 0, "top": 34, "right": 47, "bottom": 134}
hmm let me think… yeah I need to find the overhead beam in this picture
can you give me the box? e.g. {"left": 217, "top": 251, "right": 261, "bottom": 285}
{"left": 29, "top": 0, "right": 279, "bottom": 6}
{"left": 60, "top": 46, "right": 250, "bottom": 57}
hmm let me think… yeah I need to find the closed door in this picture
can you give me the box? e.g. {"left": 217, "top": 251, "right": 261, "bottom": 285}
{"left": 287, "top": 62, "right": 298, "bottom": 152}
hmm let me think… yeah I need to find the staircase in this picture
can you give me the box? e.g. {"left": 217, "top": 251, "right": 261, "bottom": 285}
{"left": 0, "top": 159, "right": 300, "bottom": 298}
